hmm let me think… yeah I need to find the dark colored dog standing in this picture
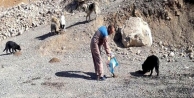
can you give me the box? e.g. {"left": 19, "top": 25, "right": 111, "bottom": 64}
{"left": 3, "top": 41, "right": 21, "bottom": 54}
{"left": 141, "top": 55, "right": 159, "bottom": 76}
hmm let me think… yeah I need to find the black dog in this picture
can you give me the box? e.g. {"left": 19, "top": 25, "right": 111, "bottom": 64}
{"left": 140, "top": 55, "right": 159, "bottom": 76}
{"left": 3, "top": 41, "right": 21, "bottom": 54}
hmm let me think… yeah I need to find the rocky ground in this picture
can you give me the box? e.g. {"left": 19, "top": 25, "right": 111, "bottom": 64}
{"left": 0, "top": 0, "right": 194, "bottom": 98}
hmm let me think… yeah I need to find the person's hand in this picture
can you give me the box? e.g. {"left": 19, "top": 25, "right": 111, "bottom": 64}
{"left": 106, "top": 56, "right": 111, "bottom": 66}
{"left": 106, "top": 60, "right": 110, "bottom": 66}
{"left": 110, "top": 52, "right": 115, "bottom": 58}
{"left": 108, "top": 56, "right": 111, "bottom": 61}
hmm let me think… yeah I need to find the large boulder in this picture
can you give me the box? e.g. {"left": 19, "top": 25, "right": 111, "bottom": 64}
{"left": 121, "top": 17, "right": 152, "bottom": 47}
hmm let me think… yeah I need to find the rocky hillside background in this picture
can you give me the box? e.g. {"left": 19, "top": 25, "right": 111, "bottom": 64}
{"left": 0, "top": 0, "right": 194, "bottom": 49}
{"left": 105, "top": 0, "right": 194, "bottom": 48}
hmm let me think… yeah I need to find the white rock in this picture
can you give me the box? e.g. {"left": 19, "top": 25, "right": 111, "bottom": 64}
{"left": 159, "top": 41, "right": 163, "bottom": 46}
{"left": 121, "top": 17, "right": 153, "bottom": 47}
{"left": 164, "top": 47, "right": 168, "bottom": 51}
{"left": 189, "top": 53, "right": 193, "bottom": 59}
{"left": 136, "top": 50, "right": 141, "bottom": 55}
{"left": 169, "top": 52, "right": 175, "bottom": 57}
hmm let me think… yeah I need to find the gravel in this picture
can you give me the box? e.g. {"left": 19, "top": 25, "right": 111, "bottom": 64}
{"left": 0, "top": 0, "right": 194, "bottom": 98}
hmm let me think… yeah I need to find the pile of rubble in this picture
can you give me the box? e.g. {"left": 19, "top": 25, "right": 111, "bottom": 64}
{"left": 0, "top": 0, "right": 66, "bottom": 41}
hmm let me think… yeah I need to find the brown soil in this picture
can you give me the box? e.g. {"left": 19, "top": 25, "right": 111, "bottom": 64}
{"left": 49, "top": 57, "right": 60, "bottom": 63}
{"left": 13, "top": 51, "right": 22, "bottom": 56}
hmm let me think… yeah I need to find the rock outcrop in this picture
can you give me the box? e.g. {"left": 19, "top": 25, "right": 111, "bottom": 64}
{"left": 121, "top": 17, "right": 152, "bottom": 47}
{"left": 0, "top": 0, "right": 65, "bottom": 41}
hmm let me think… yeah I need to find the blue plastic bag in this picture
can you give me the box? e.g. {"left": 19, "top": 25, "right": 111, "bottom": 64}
{"left": 109, "top": 57, "right": 119, "bottom": 74}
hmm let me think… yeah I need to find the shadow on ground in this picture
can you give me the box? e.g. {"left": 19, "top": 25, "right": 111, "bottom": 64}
{"left": 66, "top": 20, "right": 91, "bottom": 29}
{"left": 130, "top": 70, "right": 145, "bottom": 77}
{"left": 35, "top": 32, "right": 55, "bottom": 40}
{"left": 0, "top": 53, "right": 12, "bottom": 56}
{"left": 130, "top": 70, "right": 162, "bottom": 80}
{"left": 55, "top": 71, "right": 96, "bottom": 80}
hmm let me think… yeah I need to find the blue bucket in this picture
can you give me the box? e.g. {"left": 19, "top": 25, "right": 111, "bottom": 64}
{"left": 109, "top": 57, "right": 119, "bottom": 74}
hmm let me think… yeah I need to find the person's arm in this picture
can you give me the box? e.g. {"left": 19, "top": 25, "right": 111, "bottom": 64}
{"left": 103, "top": 36, "right": 111, "bottom": 57}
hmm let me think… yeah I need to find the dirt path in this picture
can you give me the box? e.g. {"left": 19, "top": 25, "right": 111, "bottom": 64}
{"left": 0, "top": 0, "right": 194, "bottom": 98}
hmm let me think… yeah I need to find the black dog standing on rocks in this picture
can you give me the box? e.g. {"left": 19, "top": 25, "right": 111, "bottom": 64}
{"left": 140, "top": 55, "right": 159, "bottom": 76}
{"left": 3, "top": 41, "right": 21, "bottom": 54}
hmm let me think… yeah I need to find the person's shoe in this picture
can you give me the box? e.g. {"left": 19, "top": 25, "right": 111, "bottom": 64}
{"left": 99, "top": 76, "right": 106, "bottom": 81}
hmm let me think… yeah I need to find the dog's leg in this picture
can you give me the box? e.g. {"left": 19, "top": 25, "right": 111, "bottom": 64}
{"left": 94, "top": 6, "right": 98, "bottom": 20}
{"left": 12, "top": 48, "right": 15, "bottom": 53}
{"left": 149, "top": 69, "right": 153, "bottom": 76}
{"left": 155, "top": 65, "right": 159, "bottom": 76}
{"left": 89, "top": 15, "right": 90, "bottom": 21}
{"left": 9, "top": 48, "right": 12, "bottom": 53}
{"left": 86, "top": 12, "right": 90, "bottom": 21}
{"left": 86, "top": 15, "right": 88, "bottom": 21}
{"left": 87, "top": 12, "right": 91, "bottom": 21}
{"left": 6, "top": 49, "right": 8, "bottom": 54}
{"left": 59, "top": 23, "right": 63, "bottom": 29}
{"left": 54, "top": 28, "right": 56, "bottom": 35}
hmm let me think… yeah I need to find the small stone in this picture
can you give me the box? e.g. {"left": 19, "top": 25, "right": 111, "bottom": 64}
{"left": 189, "top": 53, "right": 193, "bottom": 59}
{"left": 185, "top": 48, "right": 193, "bottom": 53}
{"left": 175, "top": 11, "right": 180, "bottom": 16}
{"left": 61, "top": 46, "right": 66, "bottom": 50}
{"left": 179, "top": 53, "right": 185, "bottom": 57}
{"left": 163, "top": 54, "right": 168, "bottom": 58}
{"left": 167, "top": 58, "right": 174, "bottom": 62}
{"left": 159, "top": 41, "right": 163, "bottom": 46}
{"left": 166, "top": 17, "right": 171, "bottom": 20}
{"left": 136, "top": 50, "right": 141, "bottom": 55}
{"left": 170, "top": 47, "right": 176, "bottom": 52}
{"left": 169, "top": 52, "right": 175, "bottom": 57}
{"left": 121, "top": 52, "right": 125, "bottom": 55}
{"left": 164, "top": 47, "right": 168, "bottom": 51}
{"left": 115, "top": 48, "right": 119, "bottom": 51}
